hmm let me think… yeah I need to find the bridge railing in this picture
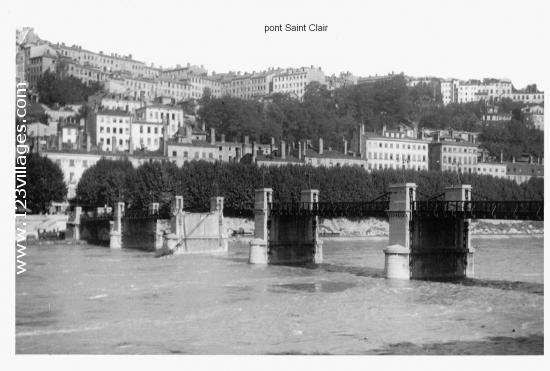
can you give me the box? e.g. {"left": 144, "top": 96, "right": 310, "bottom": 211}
{"left": 268, "top": 201, "right": 390, "bottom": 218}
{"left": 123, "top": 208, "right": 172, "bottom": 220}
{"left": 412, "top": 200, "right": 543, "bottom": 220}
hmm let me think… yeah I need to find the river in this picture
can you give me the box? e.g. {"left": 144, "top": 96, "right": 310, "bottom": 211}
{"left": 16, "top": 237, "right": 543, "bottom": 354}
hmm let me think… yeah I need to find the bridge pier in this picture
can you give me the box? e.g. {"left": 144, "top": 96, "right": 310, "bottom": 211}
{"left": 249, "top": 188, "right": 272, "bottom": 264}
{"left": 65, "top": 206, "right": 82, "bottom": 240}
{"left": 444, "top": 185, "right": 474, "bottom": 278}
{"left": 109, "top": 202, "right": 124, "bottom": 249}
{"left": 211, "top": 196, "right": 228, "bottom": 252}
{"left": 171, "top": 196, "right": 185, "bottom": 239}
{"left": 383, "top": 183, "right": 416, "bottom": 279}
{"left": 300, "top": 190, "right": 322, "bottom": 264}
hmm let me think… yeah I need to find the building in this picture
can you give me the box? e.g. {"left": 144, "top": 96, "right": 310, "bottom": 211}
{"left": 88, "top": 93, "right": 145, "bottom": 113}
{"left": 505, "top": 160, "right": 544, "bottom": 184}
{"left": 364, "top": 130, "right": 429, "bottom": 172}
{"left": 506, "top": 91, "right": 544, "bottom": 104}
{"left": 522, "top": 105, "right": 544, "bottom": 130}
{"left": 476, "top": 161, "right": 507, "bottom": 178}
{"left": 428, "top": 139, "right": 478, "bottom": 174}
{"left": 25, "top": 44, "right": 59, "bottom": 87}
{"left": 134, "top": 104, "right": 185, "bottom": 136}
{"left": 325, "top": 72, "right": 357, "bottom": 90}
{"left": 303, "top": 138, "right": 366, "bottom": 168}
{"left": 482, "top": 106, "right": 512, "bottom": 122}
{"left": 272, "top": 66, "right": 325, "bottom": 99}
{"left": 53, "top": 42, "right": 159, "bottom": 79}
{"left": 356, "top": 73, "right": 397, "bottom": 86}
{"left": 441, "top": 78, "right": 545, "bottom": 106}
{"left": 87, "top": 110, "right": 132, "bottom": 151}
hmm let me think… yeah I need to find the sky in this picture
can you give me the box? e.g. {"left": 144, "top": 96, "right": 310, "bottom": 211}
{"left": 8, "top": 0, "right": 550, "bottom": 89}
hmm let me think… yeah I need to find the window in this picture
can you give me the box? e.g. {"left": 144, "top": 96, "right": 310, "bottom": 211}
{"left": 147, "top": 127, "right": 151, "bottom": 134}
{"left": 119, "top": 128, "right": 123, "bottom": 134}
{"left": 119, "top": 139, "right": 123, "bottom": 146}
{"left": 172, "top": 151, "right": 177, "bottom": 157}
{"left": 184, "top": 151, "right": 188, "bottom": 158}
{"left": 140, "top": 126, "right": 143, "bottom": 133}
{"left": 106, "top": 127, "right": 110, "bottom": 133}
{"left": 83, "top": 160, "right": 88, "bottom": 168}
{"left": 69, "top": 159, "right": 75, "bottom": 167}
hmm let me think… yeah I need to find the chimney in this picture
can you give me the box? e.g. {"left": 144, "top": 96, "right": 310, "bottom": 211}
{"left": 221, "top": 134, "right": 225, "bottom": 143}
{"left": 361, "top": 123, "right": 365, "bottom": 135}
{"left": 382, "top": 124, "right": 387, "bottom": 136}
{"left": 252, "top": 142, "right": 257, "bottom": 163}
{"left": 281, "top": 140, "right": 286, "bottom": 159}
{"left": 163, "top": 119, "right": 168, "bottom": 156}
{"left": 244, "top": 135, "right": 249, "bottom": 145}
{"left": 202, "top": 122, "right": 205, "bottom": 132}
{"left": 512, "top": 156, "right": 516, "bottom": 164}
{"left": 86, "top": 134, "right": 91, "bottom": 152}
{"left": 319, "top": 138, "right": 324, "bottom": 155}
{"left": 344, "top": 139, "right": 348, "bottom": 155}
{"left": 298, "top": 141, "right": 302, "bottom": 160}
{"left": 210, "top": 127, "right": 215, "bottom": 145}
{"left": 500, "top": 151, "right": 503, "bottom": 163}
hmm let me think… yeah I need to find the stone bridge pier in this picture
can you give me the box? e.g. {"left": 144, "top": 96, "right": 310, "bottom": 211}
{"left": 109, "top": 202, "right": 124, "bottom": 249}
{"left": 249, "top": 188, "right": 272, "bottom": 264}
{"left": 249, "top": 188, "right": 322, "bottom": 265}
{"left": 383, "top": 183, "right": 474, "bottom": 280}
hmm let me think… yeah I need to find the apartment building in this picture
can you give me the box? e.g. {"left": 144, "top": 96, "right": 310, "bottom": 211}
{"left": 365, "top": 131, "right": 429, "bottom": 172}
{"left": 135, "top": 104, "right": 185, "bottom": 136}
{"left": 428, "top": 140, "right": 479, "bottom": 174}
{"left": 25, "top": 44, "right": 58, "bottom": 87}
{"left": 53, "top": 43, "right": 159, "bottom": 79}
{"left": 272, "top": 66, "right": 326, "bottom": 99}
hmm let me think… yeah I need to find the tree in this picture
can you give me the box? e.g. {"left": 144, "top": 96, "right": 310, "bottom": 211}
{"left": 76, "top": 158, "right": 139, "bottom": 208}
{"left": 36, "top": 71, "right": 102, "bottom": 107}
{"left": 26, "top": 154, "right": 67, "bottom": 213}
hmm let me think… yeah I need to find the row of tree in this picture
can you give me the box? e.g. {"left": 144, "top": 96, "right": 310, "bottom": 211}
{"left": 74, "top": 159, "right": 543, "bottom": 213}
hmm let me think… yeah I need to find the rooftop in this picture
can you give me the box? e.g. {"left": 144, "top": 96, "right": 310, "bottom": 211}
{"left": 96, "top": 109, "right": 132, "bottom": 117}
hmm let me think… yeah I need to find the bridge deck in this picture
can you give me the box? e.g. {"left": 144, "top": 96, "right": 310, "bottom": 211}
{"left": 267, "top": 200, "right": 543, "bottom": 221}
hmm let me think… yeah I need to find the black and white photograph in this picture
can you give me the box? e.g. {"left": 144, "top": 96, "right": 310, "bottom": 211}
{"left": 2, "top": 0, "right": 549, "bottom": 367}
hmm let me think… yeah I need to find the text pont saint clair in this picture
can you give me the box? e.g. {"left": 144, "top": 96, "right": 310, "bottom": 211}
{"left": 265, "top": 24, "right": 328, "bottom": 33}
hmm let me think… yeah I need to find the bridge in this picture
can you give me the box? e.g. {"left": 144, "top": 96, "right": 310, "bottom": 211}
{"left": 66, "top": 197, "right": 228, "bottom": 254}
{"left": 249, "top": 183, "right": 543, "bottom": 280}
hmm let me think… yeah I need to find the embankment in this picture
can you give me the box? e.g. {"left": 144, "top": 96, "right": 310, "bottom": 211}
{"left": 223, "top": 217, "right": 543, "bottom": 239}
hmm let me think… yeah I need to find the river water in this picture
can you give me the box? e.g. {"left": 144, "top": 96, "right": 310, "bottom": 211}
{"left": 16, "top": 237, "right": 543, "bottom": 354}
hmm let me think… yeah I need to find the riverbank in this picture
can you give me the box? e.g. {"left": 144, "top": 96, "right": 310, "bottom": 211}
{"left": 223, "top": 217, "right": 544, "bottom": 238}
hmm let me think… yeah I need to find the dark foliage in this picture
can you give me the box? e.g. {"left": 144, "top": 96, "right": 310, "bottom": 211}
{"left": 26, "top": 153, "right": 67, "bottom": 213}
{"left": 76, "top": 160, "right": 543, "bottom": 212}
